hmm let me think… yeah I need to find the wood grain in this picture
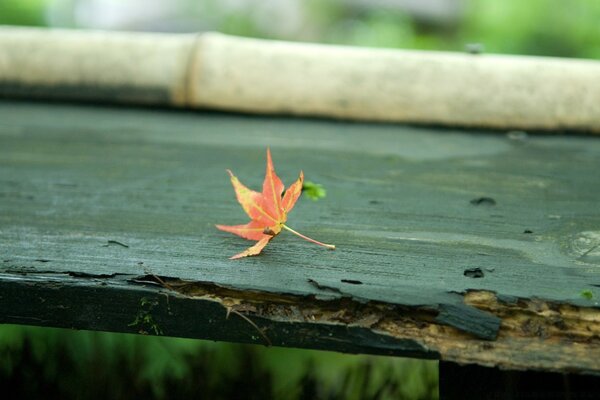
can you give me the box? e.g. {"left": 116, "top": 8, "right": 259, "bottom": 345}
{"left": 1, "top": 100, "right": 599, "bottom": 372}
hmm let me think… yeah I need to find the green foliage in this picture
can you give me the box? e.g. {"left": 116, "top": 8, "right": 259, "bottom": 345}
{"left": 302, "top": 180, "right": 327, "bottom": 201}
{"left": 580, "top": 289, "right": 594, "bottom": 300}
{"left": 463, "top": 0, "right": 600, "bottom": 58}
{"left": 302, "top": 0, "right": 600, "bottom": 59}
{"left": 0, "top": 0, "right": 48, "bottom": 26}
{"left": 0, "top": 324, "right": 438, "bottom": 399}
{"left": 1, "top": 0, "right": 598, "bottom": 59}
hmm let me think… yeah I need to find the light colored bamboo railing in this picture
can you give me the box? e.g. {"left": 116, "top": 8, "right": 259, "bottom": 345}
{"left": 1, "top": 26, "right": 599, "bottom": 132}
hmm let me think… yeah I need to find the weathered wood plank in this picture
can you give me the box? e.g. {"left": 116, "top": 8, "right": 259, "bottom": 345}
{"left": 0, "top": 272, "right": 434, "bottom": 357}
{"left": 1, "top": 100, "right": 599, "bottom": 372}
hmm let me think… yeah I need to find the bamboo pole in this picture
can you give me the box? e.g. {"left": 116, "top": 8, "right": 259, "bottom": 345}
{"left": 1, "top": 26, "right": 599, "bottom": 132}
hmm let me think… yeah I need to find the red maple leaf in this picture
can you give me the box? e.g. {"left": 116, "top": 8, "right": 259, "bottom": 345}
{"left": 216, "top": 148, "right": 335, "bottom": 259}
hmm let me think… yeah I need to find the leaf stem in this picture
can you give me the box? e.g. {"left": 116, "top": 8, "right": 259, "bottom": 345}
{"left": 282, "top": 225, "right": 336, "bottom": 250}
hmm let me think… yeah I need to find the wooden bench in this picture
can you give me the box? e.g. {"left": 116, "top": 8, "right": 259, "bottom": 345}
{"left": 1, "top": 99, "right": 599, "bottom": 398}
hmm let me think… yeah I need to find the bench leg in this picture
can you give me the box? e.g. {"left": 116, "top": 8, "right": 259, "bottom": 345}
{"left": 439, "top": 361, "right": 600, "bottom": 400}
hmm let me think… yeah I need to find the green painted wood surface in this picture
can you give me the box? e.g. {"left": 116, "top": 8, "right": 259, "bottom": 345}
{"left": 1, "top": 100, "right": 599, "bottom": 371}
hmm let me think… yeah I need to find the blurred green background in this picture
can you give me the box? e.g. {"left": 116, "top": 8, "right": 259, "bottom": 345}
{"left": 0, "top": 324, "right": 438, "bottom": 399}
{"left": 1, "top": 1, "right": 598, "bottom": 399}
{"left": 1, "top": 0, "right": 599, "bottom": 58}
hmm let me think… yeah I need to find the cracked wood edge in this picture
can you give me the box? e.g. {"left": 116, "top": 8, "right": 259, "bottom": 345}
{"left": 1, "top": 271, "right": 598, "bottom": 374}
{"left": 0, "top": 272, "right": 435, "bottom": 359}
{"left": 151, "top": 276, "right": 600, "bottom": 374}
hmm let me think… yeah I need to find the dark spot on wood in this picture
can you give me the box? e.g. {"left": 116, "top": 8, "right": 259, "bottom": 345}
{"left": 523, "top": 229, "right": 533, "bottom": 234}
{"left": 307, "top": 278, "right": 343, "bottom": 295}
{"left": 546, "top": 302, "right": 561, "bottom": 312}
{"left": 341, "top": 279, "right": 363, "bottom": 285}
{"left": 522, "top": 318, "right": 546, "bottom": 338}
{"left": 34, "top": 259, "right": 50, "bottom": 263}
{"left": 414, "top": 320, "right": 428, "bottom": 329}
{"left": 480, "top": 342, "right": 493, "bottom": 350}
{"left": 551, "top": 317, "right": 568, "bottom": 331}
{"left": 470, "top": 197, "right": 496, "bottom": 206}
{"left": 3, "top": 260, "right": 11, "bottom": 263}
{"left": 464, "top": 268, "right": 484, "bottom": 278}
{"left": 263, "top": 228, "right": 276, "bottom": 236}
{"left": 369, "top": 200, "right": 380, "bottom": 205}
{"left": 67, "top": 271, "right": 119, "bottom": 279}
{"left": 102, "top": 240, "right": 129, "bottom": 248}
